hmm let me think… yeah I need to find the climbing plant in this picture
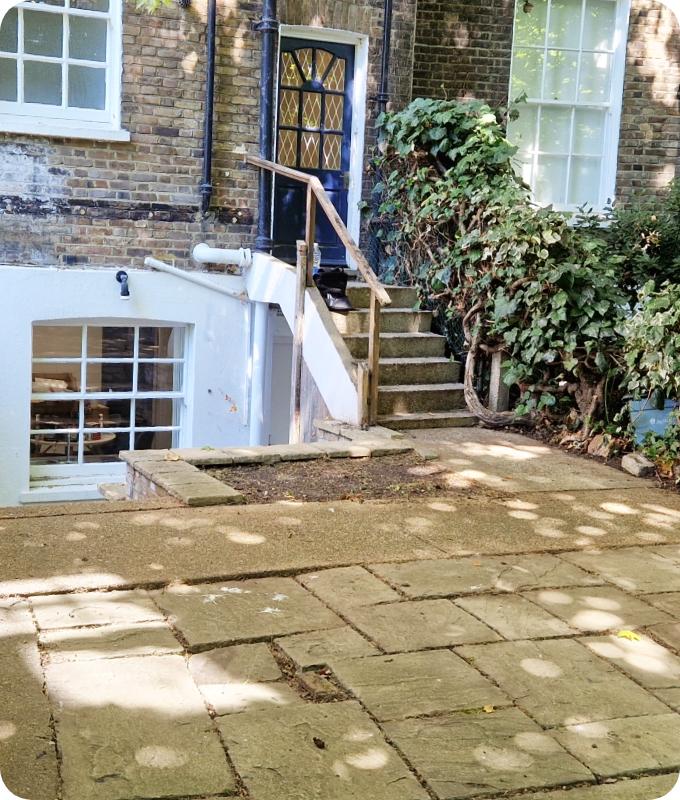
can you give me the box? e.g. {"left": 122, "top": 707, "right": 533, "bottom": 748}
{"left": 372, "top": 97, "right": 628, "bottom": 433}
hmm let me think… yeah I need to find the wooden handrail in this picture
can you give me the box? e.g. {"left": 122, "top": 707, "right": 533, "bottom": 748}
{"left": 247, "top": 154, "right": 389, "bottom": 427}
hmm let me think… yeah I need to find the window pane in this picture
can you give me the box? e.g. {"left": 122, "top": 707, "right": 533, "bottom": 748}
{"left": 0, "top": 8, "right": 18, "bottom": 53}
{"left": 139, "top": 327, "right": 183, "bottom": 359}
{"left": 583, "top": 0, "right": 617, "bottom": 50}
{"left": 83, "top": 432, "right": 128, "bottom": 463}
{"left": 33, "top": 366, "right": 81, "bottom": 393}
{"left": 137, "top": 363, "right": 180, "bottom": 393}
{"left": 325, "top": 93, "right": 344, "bottom": 131}
{"left": 573, "top": 108, "right": 605, "bottom": 155}
{"left": 23, "top": 10, "right": 63, "bottom": 57}
{"left": 508, "top": 106, "right": 537, "bottom": 157}
{"left": 0, "top": 58, "right": 17, "bottom": 101}
{"left": 325, "top": 57, "right": 345, "bottom": 91}
{"left": 296, "top": 48, "right": 313, "bottom": 81}
{"left": 544, "top": 49, "right": 578, "bottom": 101}
{"left": 280, "top": 52, "right": 302, "bottom": 87}
{"left": 578, "top": 52, "right": 611, "bottom": 102}
{"left": 278, "top": 129, "right": 297, "bottom": 167}
{"left": 535, "top": 155, "right": 568, "bottom": 205}
{"left": 31, "top": 433, "right": 79, "bottom": 465}
{"left": 300, "top": 131, "right": 320, "bottom": 169}
{"left": 69, "top": 16, "right": 107, "bottom": 62}
{"left": 135, "top": 398, "right": 177, "bottom": 427}
{"left": 33, "top": 326, "right": 82, "bottom": 358}
{"left": 31, "top": 400, "right": 79, "bottom": 429}
{"left": 68, "top": 65, "right": 106, "bottom": 109}
{"left": 70, "top": 0, "right": 109, "bottom": 10}
{"left": 302, "top": 91, "right": 321, "bottom": 128}
{"left": 88, "top": 327, "right": 134, "bottom": 357}
{"left": 548, "top": 0, "right": 582, "bottom": 49}
{"left": 539, "top": 106, "right": 572, "bottom": 152}
{"left": 24, "top": 60, "right": 62, "bottom": 105}
{"left": 514, "top": 0, "right": 547, "bottom": 47}
{"left": 568, "top": 156, "right": 602, "bottom": 205}
{"left": 279, "top": 89, "right": 299, "bottom": 127}
{"left": 510, "top": 48, "right": 544, "bottom": 99}
{"left": 85, "top": 399, "right": 130, "bottom": 427}
{"left": 133, "top": 430, "right": 173, "bottom": 451}
{"left": 86, "top": 363, "right": 133, "bottom": 392}
{"left": 323, "top": 135, "right": 342, "bottom": 170}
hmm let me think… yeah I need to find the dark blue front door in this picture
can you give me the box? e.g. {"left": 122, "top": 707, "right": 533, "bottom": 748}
{"left": 273, "top": 38, "right": 355, "bottom": 265}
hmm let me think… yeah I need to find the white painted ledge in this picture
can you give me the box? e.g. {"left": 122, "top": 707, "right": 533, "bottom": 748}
{"left": 0, "top": 119, "right": 131, "bottom": 142}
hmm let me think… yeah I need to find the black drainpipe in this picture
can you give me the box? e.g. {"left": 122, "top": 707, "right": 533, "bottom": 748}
{"left": 254, "top": 0, "right": 279, "bottom": 252}
{"left": 377, "top": 0, "right": 393, "bottom": 115}
{"left": 199, "top": 0, "right": 217, "bottom": 214}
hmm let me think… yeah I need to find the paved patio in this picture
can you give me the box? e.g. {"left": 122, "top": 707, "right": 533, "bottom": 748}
{"left": 1, "top": 428, "right": 680, "bottom": 800}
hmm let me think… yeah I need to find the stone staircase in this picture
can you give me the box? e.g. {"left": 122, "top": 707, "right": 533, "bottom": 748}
{"left": 330, "top": 282, "right": 477, "bottom": 430}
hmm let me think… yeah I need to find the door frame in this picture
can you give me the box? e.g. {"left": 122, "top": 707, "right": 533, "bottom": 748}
{"left": 276, "top": 25, "right": 369, "bottom": 264}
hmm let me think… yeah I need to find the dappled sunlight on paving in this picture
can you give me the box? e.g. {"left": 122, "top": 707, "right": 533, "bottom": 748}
{"left": 520, "top": 658, "right": 563, "bottom": 679}
{"left": 587, "top": 636, "right": 680, "bottom": 681}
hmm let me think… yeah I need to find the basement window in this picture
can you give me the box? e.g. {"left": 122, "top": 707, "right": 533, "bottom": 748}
{"left": 0, "top": 0, "right": 128, "bottom": 140}
{"left": 30, "top": 325, "right": 185, "bottom": 466}
{"left": 507, "top": 0, "right": 630, "bottom": 211}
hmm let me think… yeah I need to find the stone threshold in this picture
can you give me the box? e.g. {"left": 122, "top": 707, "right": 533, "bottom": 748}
{"left": 119, "top": 422, "right": 425, "bottom": 507}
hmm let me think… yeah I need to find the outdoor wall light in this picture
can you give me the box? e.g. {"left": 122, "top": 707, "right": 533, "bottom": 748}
{"left": 116, "top": 270, "right": 131, "bottom": 301}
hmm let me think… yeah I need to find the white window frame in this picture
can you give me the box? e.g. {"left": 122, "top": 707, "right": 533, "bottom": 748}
{"left": 0, "top": 0, "right": 129, "bottom": 141}
{"left": 30, "top": 323, "right": 187, "bottom": 478}
{"left": 507, "top": 0, "right": 630, "bottom": 212}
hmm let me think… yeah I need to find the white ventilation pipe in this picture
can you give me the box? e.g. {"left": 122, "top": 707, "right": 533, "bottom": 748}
{"left": 192, "top": 243, "right": 252, "bottom": 269}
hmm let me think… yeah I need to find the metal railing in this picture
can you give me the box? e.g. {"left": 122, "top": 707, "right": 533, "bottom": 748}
{"left": 246, "top": 155, "right": 391, "bottom": 436}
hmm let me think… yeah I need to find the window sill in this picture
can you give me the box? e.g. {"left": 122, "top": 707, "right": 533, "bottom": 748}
{"left": 0, "top": 118, "right": 130, "bottom": 143}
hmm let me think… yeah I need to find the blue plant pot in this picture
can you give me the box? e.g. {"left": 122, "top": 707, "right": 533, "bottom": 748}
{"left": 629, "top": 398, "right": 678, "bottom": 445}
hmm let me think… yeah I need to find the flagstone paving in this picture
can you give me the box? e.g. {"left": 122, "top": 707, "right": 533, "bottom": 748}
{"left": 1, "top": 427, "right": 680, "bottom": 799}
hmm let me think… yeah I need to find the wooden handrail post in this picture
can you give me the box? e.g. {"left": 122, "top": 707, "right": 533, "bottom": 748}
{"left": 304, "top": 185, "right": 317, "bottom": 287}
{"left": 289, "top": 239, "right": 307, "bottom": 444}
{"left": 368, "top": 290, "right": 381, "bottom": 426}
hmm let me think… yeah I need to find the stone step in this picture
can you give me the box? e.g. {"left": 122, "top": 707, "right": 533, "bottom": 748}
{"left": 346, "top": 282, "right": 419, "bottom": 310}
{"left": 332, "top": 308, "right": 432, "bottom": 335}
{"left": 344, "top": 332, "right": 446, "bottom": 359}
{"left": 378, "top": 410, "right": 478, "bottom": 430}
{"left": 378, "top": 383, "right": 466, "bottom": 415}
{"left": 379, "top": 358, "right": 461, "bottom": 385}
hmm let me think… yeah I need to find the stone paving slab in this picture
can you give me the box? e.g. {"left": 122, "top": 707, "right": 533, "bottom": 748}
{"left": 151, "top": 578, "right": 344, "bottom": 648}
{"left": 371, "top": 553, "right": 602, "bottom": 598}
{"left": 344, "top": 599, "right": 501, "bottom": 652}
{"left": 455, "top": 594, "right": 576, "bottom": 639}
{"left": 218, "top": 700, "right": 429, "bottom": 800}
{"left": 298, "top": 566, "right": 401, "bottom": 610}
{"left": 276, "top": 626, "right": 380, "bottom": 668}
{"left": 31, "top": 589, "right": 165, "bottom": 630}
{"left": 188, "top": 643, "right": 283, "bottom": 685}
{"left": 0, "top": 597, "right": 35, "bottom": 639}
{"left": 330, "top": 650, "right": 509, "bottom": 721}
{"left": 644, "top": 592, "right": 680, "bottom": 616}
{"left": 458, "top": 639, "right": 668, "bottom": 727}
{"left": 40, "top": 620, "right": 182, "bottom": 662}
{"left": 519, "top": 774, "right": 679, "bottom": 800}
{"left": 583, "top": 634, "right": 680, "bottom": 691}
{"left": 649, "top": 623, "right": 680, "bottom": 653}
{"left": 554, "top": 714, "right": 680, "bottom": 779}
{"left": 200, "top": 680, "right": 304, "bottom": 716}
{"left": 560, "top": 548, "right": 680, "bottom": 594}
{"left": 523, "top": 586, "right": 673, "bottom": 633}
{"left": 384, "top": 707, "right": 593, "bottom": 799}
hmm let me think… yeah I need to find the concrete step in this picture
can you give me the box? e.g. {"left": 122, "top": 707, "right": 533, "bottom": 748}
{"left": 347, "top": 282, "right": 419, "bottom": 310}
{"left": 332, "top": 308, "right": 432, "bottom": 335}
{"left": 378, "top": 410, "right": 478, "bottom": 430}
{"left": 379, "top": 358, "right": 461, "bottom": 385}
{"left": 378, "top": 383, "right": 466, "bottom": 415}
{"left": 344, "top": 332, "right": 446, "bottom": 359}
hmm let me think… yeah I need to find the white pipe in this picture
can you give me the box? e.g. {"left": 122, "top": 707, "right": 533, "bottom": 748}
{"left": 192, "top": 243, "right": 252, "bottom": 269}
{"left": 144, "top": 257, "right": 247, "bottom": 300}
{"left": 249, "top": 302, "right": 269, "bottom": 445}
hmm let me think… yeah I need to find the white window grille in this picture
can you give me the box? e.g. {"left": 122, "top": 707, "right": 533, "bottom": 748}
{"left": 0, "top": 0, "right": 126, "bottom": 139}
{"left": 30, "top": 325, "right": 186, "bottom": 467}
{"left": 507, "top": 0, "right": 630, "bottom": 210}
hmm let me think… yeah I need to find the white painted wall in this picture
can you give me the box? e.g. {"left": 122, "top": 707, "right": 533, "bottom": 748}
{"left": 0, "top": 265, "right": 252, "bottom": 506}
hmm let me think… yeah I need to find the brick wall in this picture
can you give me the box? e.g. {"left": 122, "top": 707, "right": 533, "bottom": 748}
{"left": 0, "top": 0, "right": 417, "bottom": 269}
{"left": 411, "top": 0, "right": 680, "bottom": 204}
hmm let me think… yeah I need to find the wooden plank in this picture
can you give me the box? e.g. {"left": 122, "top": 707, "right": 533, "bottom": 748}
{"left": 356, "top": 361, "right": 370, "bottom": 429}
{"left": 289, "top": 240, "right": 307, "bottom": 444}
{"left": 367, "top": 291, "right": 381, "bottom": 426}
{"left": 246, "top": 154, "right": 313, "bottom": 184}
{"left": 305, "top": 186, "right": 317, "bottom": 287}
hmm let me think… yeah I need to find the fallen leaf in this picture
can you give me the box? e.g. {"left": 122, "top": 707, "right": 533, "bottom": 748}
{"left": 617, "top": 630, "right": 641, "bottom": 641}
{"left": 164, "top": 452, "right": 181, "bottom": 461}
{"left": 482, "top": 705, "right": 495, "bottom": 714}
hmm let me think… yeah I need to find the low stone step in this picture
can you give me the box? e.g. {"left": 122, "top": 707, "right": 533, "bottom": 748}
{"left": 378, "top": 383, "right": 466, "bottom": 415}
{"left": 344, "top": 332, "right": 446, "bottom": 359}
{"left": 346, "top": 282, "right": 419, "bottom": 310}
{"left": 379, "top": 357, "right": 461, "bottom": 386}
{"left": 378, "top": 410, "right": 478, "bottom": 430}
{"left": 332, "top": 308, "right": 432, "bottom": 335}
